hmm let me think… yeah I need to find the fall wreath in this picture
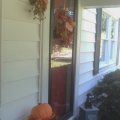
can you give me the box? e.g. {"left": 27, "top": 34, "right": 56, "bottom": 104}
{"left": 54, "top": 8, "right": 76, "bottom": 47}
{"left": 29, "top": 0, "right": 48, "bottom": 21}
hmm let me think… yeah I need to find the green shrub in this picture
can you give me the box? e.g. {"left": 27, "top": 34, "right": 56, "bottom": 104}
{"left": 92, "top": 69, "right": 120, "bottom": 120}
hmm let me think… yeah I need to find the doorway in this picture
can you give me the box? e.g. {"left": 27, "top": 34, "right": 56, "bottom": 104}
{"left": 49, "top": 0, "right": 77, "bottom": 119}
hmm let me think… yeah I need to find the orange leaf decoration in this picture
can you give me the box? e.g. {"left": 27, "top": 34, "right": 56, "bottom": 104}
{"left": 65, "top": 22, "right": 73, "bottom": 32}
{"left": 29, "top": 0, "right": 48, "bottom": 21}
{"left": 54, "top": 8, "right": 76, "bottom": 47}
{"left": 26, "top": 115, "right": 34, "bottom": 120}
{"left": 57, "top": 19, "right": 62, "bottom": 24}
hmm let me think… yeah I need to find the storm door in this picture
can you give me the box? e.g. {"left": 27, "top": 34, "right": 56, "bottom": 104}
{"left": 49, "top": 0, "right": 77, "bottom": 119}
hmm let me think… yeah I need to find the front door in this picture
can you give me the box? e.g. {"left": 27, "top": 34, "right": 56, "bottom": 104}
{"left": 49, "top": 0, "right": 77, "bottom": 119}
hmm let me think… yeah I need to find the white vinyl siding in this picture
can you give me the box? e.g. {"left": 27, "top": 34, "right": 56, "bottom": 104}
{"left": 0, "top": 0, "right": 41, "bottom": 119}
{"left": 79, "top": 71, "right": 93, "bottom": 85}
{"left": 2, "top": 60, "right": 39, "bottom": 83}
{"left": 3, "top": 20, "right": 40, "bottom": 41}
{"left": 81, "top": 31, "right": 95, "bottom": 42}
{"left": 2, "top": 93, "right": 38, "bottom": 120}
{"left": 78, "top": 77, "right": 99, "bottom": 96}
{"left": 80, "top": 53, "right": 94, "bottom": 63}
{"left": 80, "top": 42, "right": 95, "bottom": 52}
{"left": 77, "top": 8, "right": 97, "bottom": 107}
{"left": 79, "top": 62, "right": 93, "bottom": 74}
{"left": 82, "top": 9, "right": 96, "bottom": 23}
{"left": 3, "top": 0, "right": 40, "bottom": 24}
{"left": 77, "top": 8, "right": 118, "bottom": 109}
{"left": 81, "top": 20, "right": 96, "bottom": 33}
{"left": 2, "top": 76, "right": 38, "bottom": 104}
{"left": 0, "top": 0, "right": 50, "bottom": 119}
{"left": 3, "top": 41, "right": 39, "bottom": 62}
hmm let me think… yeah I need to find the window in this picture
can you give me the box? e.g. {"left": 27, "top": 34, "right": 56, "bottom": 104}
{"left": 99, "top": 10, "right": 118, "bottom": 68}
{"left": 93, "top": 8, "right": 118, "bottom": 75}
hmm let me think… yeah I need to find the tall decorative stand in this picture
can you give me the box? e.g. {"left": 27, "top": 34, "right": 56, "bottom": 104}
{"left": 79, "top": 104, "right": 99, "bottom": 120}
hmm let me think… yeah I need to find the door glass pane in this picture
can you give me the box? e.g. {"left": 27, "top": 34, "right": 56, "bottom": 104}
{"left": 50, "top": 0, "right": 75, "bottom": 118}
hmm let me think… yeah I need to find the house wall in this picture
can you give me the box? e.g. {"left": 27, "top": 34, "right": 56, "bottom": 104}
{"left": 74, "top": 8, "right": 118, "bottom": 117}
{"left": 0, "top": 0, "right": 118, "bottom": 119}
{"left": 69, "top": 7, "right": 119, "bottom": 120}
{"left": 68, "top": 5, "right": 99, "bottom": 119}
{"left": 71, "top": 8, "right": 98, "bottom": 118}
{"left": 0, "top": 0, "right": 50, "bottom": 120}
{"left": 78, "top": 8, "right": 97, "bottom": 107}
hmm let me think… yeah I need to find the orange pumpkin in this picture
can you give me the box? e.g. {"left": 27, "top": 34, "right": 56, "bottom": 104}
{"left": 31, "top": 103, "right": 52, "bottom": 120}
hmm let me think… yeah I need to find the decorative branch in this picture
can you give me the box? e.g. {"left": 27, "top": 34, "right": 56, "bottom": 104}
{"left": 29, "top": 0, "right": 48, "bottom": 22}
{"left": 53, "top": 8, "right": 76, "bottom": 47}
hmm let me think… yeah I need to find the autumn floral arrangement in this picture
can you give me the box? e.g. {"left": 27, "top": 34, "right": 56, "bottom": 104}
{"left": 54, "top": 8, "right": 76, "bottom": 47}
{"left": 28, "top": 0, "right": 48, "bottom": 21}
{"left": 26, "top": 103, "right": 58, "bottom": 120}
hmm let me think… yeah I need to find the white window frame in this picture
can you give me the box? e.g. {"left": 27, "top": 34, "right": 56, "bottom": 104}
{"left": 99, "top": 9, "right": 118, "bottom": 69}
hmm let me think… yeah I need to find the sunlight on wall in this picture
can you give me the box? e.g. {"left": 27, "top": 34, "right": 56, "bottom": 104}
{"left": 106, "top": 8, "right": 120, "bottom": 17}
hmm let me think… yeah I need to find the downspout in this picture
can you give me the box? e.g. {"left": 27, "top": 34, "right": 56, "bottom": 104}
{"left": 73, "top": 0, "right": 82, "bottom": 117}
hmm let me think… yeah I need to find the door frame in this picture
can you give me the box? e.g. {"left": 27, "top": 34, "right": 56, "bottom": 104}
{"left": 48, "top": 0, "right": 78, "bottom": 119}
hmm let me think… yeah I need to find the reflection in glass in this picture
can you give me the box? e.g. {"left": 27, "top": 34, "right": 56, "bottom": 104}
{"left": 101, "top": 13, "right": 109, "bottom": 39}
{"left": 110, "top": 41, "right": 115, "bottom": 59}
{"left": 50, "top": 0, "right": 75, "bottom": 118}
{"left": 100, "top": 40, "right": 107, "bottom": 62}
{"left": 111, "top": 19, "right": 115, "bottom": 39}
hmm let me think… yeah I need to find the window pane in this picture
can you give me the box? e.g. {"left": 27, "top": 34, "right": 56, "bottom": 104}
{"left": 100, "top": 40, "right": 107, "bottom": 62}
{"left": 111, "top": 19, "right": 116, "bottom": 39}
{"left": 101, "top": 13, "right": 109, "bottom": 39}
{"left": 110, "top": 41, "right": 115, "bottom": 59}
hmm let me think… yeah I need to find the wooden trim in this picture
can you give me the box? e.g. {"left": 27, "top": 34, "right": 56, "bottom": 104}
{"left": 39, "top": 1, "right": 51, "bottom": 103}
{"left": 71, "top": 0, "right": 78, "bottom": 114}
{"left": 0, "top": 0, "right": 3, "bottom": 107}
{"left": 116, "top": 18, "right": 120, "bottom": 65}
{"left": 49, "top": 0, "right": 54, "bottom": 55}
{"left": 81, "top": 0, "right": 120, "bottom": 8}
{"left": 38, "top": 21, "right": 43, "bottom": 104}
{"left": 48, "top": 0, "right": 54, "bottom": 104}
{"left": 93, "top": 8, "right": 102, "bottom": 75}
